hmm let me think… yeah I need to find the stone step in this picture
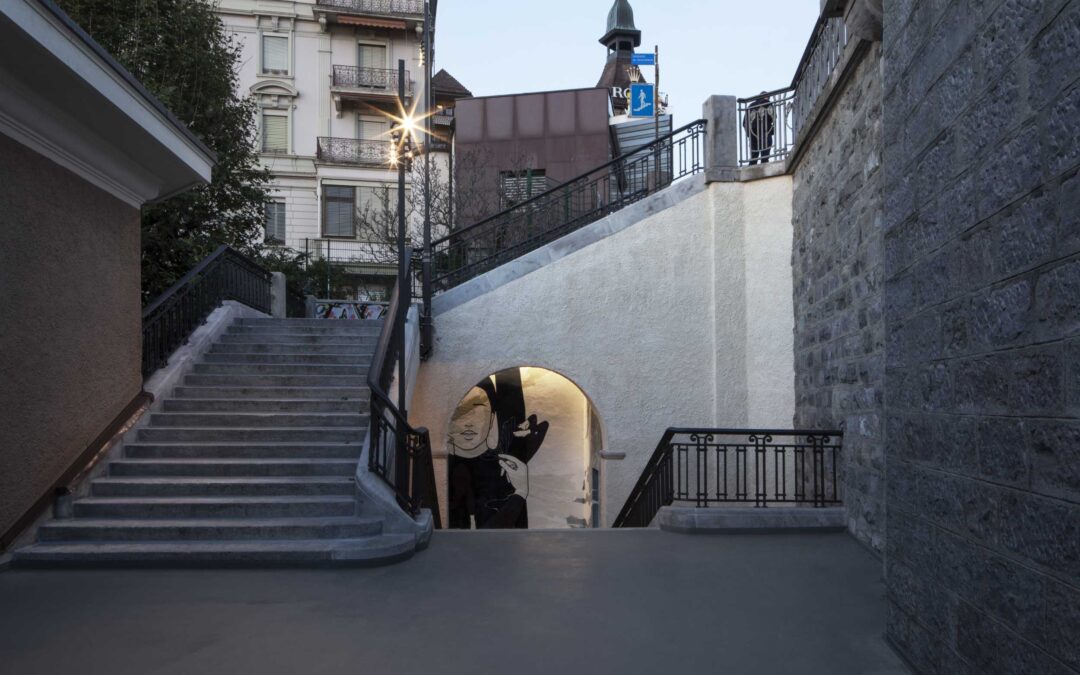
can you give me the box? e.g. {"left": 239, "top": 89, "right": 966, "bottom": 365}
{"left": 149, "top": 412, "right": 367, "bottom": 428}
{"left": 36, "top": 517, "right": 383, "bottom": 542}
{"left": 192, "top": 363, "right": 368, "bottom": 376}
{"left": 201, "top": 353, "right": 372, "bottom": 365}
{"left": 210, "top": 343, "right": 375, "bottom": 355}
{"left": 111, "top": 458, "right": 359, "bottom": 477}
{"left": 218, "top": 333, "right": 378, "bottom": 345}
{"left": 137, "top": 427, "right": 365, "bottom": 443}
{"left": 184, "top": 374, "right": 368, "bottom": 387}
{"left": 123, "top": 443, "right": 363, "bottom": 460}
{"left": 236, "top": 318, "right": 385, "bottom": 327}
{"left": 91, "top": 477, "right": 356, "bottom": 498}
{"left": 172, "top": 386, "right": 369, "bottom": 400}
{"left": 13, "top": 534, "right": 416, "bottom": 567}
{"left": 163, "top": 398, "right": 366, "bottom": 413}
{"left": 227, "top": 325, "right": 383, "bottom": 336}
{"left": 72, "top": 496, "right": 358, "bottom": 519}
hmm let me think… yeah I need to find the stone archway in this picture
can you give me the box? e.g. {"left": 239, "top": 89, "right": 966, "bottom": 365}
{"left": 443, "top": 367, "right": 602, "bottom": 530}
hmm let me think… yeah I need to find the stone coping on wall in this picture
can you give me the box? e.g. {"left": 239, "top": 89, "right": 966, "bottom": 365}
{"left": 657, "top": 506, "right": 847, "bottom": 534}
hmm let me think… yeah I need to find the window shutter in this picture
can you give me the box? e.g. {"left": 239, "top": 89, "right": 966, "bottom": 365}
{"left": 323, "top": 186, "right": 355, "bottom": 238}
{"left": 265, "top": 203, "right": 286, "bottom": 243}
{"left": 263, "top": 36, "right": 289, "bottom": 74}
{"left": 358, "top": 119, "right": 387, "bottom": 141}
{"left": 358, "top": 44, "right": 387, "bottom": 69}
{"left": 262, "top": 114, "right": 288, "bottom": 153}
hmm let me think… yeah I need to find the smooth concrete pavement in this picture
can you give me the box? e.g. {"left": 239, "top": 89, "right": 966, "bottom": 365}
{"left": 0, "top": 530, "right": 908, "bottom": 674}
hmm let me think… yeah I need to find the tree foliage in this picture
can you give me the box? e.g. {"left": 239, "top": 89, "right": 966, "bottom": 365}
{"left": 56, "top": 0, "right": 272, "bottom": 302}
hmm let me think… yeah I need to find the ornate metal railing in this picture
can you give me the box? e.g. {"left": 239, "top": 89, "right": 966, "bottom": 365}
{"left": 429, "top": 119, "right": 706, "bottom": 292}
{"left": 366, "top": 247, "right": 440, "bottom": 526}
{"left": 612, "top": 428, "right": 843, "bottom": 528}
{"left": 738, "top": 87, "right": 796, "bottom": 167}
{"left": 315, "top": 0, "right": 424, "bottom": 17}
{"left": 332, "top": 65, "right": 411, "bottom": 95}
{"left": 317, "top": 137, "right": 392, "bottom": 166}
{"left": 141, "top": 246, "right": 272, "bottom": 377}
{"left": 791, "top": 14, "right": 849, "bottom": 140}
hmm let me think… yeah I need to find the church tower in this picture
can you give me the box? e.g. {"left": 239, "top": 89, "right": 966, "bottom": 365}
{"left": 596, "top": 0, "right": 645, "bottom": 116}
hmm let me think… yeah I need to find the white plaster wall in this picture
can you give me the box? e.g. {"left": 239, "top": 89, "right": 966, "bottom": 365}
{"left": 413, "top": 176, "right": 795, "bottom": 526}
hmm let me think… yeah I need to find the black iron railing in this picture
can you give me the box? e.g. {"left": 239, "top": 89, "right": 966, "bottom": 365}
{"left": 315, "top": 0, "right": 423, "bottom": 17}
{"left": 429, "top": 119, "right": 706, "bottom": 292}
{"left": 612, "top": 428, "right": 843, "bottom": 528}
{"left": 332, "top": 65, "right": 411, "bottom": 95}
{"left": 791, "top": 14, "right": 849, "bottom": 140}
{"left": 366, "top": 247, "right": 440, "bottom": 526}
{"left": 317, "top": 137, "right": 392, "bottom": 166}
{"left": 738, "top": 87, "right": 796, "bottom": 167}
{"left": 141, "top": 246, "right": 272, "bottom": 377}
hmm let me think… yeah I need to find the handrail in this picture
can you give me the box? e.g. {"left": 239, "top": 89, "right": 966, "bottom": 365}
{"left": 612, "top": 428, "right": 844, "bottom": 528}
{"left": 141, "top": 245, "right": 272, "bottom": 377}
{"left": 365, "top": 248, "right": 441, "bottom": 527}
{"left": 429, "top": 119, "right": 706, "bottom": 292}
{"left": 431, "top": 119, "right": 707, "bottom": 248}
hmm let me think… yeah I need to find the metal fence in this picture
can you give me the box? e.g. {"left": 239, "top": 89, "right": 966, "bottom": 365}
{"left": 613, "top": 428, "right": 843, "bottom": 528}
{"left": 429, "top": 119, "right": 706, "bottom": 292}
{"left": 141, "top": 246, "right": 272, "bottom": 378}
{"left": 332, "top": 65, "right": 410, "bottom": 94}
{"left": 791, "top": 15, "right": 850, "bottom": 140}
{"left": 316, "top": 137, "right": 392, "bottom": 166}
{"left": 737, "top": 87, "right": 796, "bottom": 167}
{"left": 315, "top": 0, "right": 424, "bottom": 16}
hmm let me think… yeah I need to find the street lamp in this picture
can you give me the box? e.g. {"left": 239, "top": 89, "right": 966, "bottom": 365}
{"left": 392, "top": 59, "right": 410, "bottom": 416}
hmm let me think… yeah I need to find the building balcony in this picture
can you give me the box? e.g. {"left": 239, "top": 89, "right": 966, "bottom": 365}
{"left": 330, "top": 66, "right": 411, "bottom": 114}
{"left": 316, "top": 137, "right": 393, "bottom": 167}
{"left": 315, "top": 0, "right": 424, "bottom": 29}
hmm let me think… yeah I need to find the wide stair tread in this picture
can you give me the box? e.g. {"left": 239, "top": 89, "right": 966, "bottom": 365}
{"left": 13, "top": 534, "right": 417, "bottom": 566}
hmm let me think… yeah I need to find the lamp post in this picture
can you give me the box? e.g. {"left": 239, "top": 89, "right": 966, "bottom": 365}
{"left": 393, "top": 58, "right": 409, "bottom": 417}
{"left": 420, "top": 0, "right": 434, "bottom": 358}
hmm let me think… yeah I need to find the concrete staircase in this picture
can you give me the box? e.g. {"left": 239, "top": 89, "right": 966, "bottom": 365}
{"left": 15, "top": 318, "right": 423, "bottom": 567}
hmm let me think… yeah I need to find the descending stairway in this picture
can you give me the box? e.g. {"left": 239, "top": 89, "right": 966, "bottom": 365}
{"left": 15, "top": 318, "right": 421, "bottom": 567}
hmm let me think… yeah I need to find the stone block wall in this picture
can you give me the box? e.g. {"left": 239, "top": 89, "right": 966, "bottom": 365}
{"left": 792, "top": 43, "right": 886, "bottom": 553}
{"left": 882, "top": 0, "right": 1080, "bottom": 671}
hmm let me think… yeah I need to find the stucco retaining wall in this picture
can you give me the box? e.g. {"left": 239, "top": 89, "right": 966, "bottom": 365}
{"left": 0, "top": 133, "right": 142, "bottom": 544}
{"left": 413, "top": 175, "right": 795, "bottom": 526}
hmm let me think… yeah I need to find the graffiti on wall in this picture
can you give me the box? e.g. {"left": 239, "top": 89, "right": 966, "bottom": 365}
{"left": 314, "top": 302, "right": 387, "bottom": 320}
{"left": 447, "top": 369, "right": 549, "bottom": 529}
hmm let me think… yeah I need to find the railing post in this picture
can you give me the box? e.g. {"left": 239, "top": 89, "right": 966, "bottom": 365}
{"left": 702, "top": 95, "right": 738, "bottom": 183}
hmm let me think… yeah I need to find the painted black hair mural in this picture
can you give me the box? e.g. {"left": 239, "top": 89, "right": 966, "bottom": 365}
{"left": 447, "top": 369, "right": 549, "bottom": 529}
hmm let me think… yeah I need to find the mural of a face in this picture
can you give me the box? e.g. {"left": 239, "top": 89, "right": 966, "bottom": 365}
{"left": 448, "top": 386, "right": 495, "bottom": 459}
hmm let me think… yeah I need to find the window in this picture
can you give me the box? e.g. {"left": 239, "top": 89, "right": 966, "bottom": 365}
{"left": 356, "top": 185, "right": 397, "bottom": 240}
{"left": 262, "top": 114, "right": 288, "bottom": 153}
{"left": 265, "top": 202, "right": 286, "bottom": 244}
{"left": 262, "top": 35, "right": 289, "bottom": 75}
{"left": 500, "top": 169, "right": 548, "bottom": 208}
{"left": 358, "top": 43, "right": 387, "bottom": 71}
{"left": 358, "top": 118, "right": 388, "bottom": 141}
{"left": 323, "top": 186, "right": 355, "bottom": 238}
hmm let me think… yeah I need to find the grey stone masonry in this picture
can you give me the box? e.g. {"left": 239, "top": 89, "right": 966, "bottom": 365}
{"left": 883, "top": 0, "right": 1080, "bottom": 672}
{"left": 791, "top": 42, "right": 885, "bottom": 554}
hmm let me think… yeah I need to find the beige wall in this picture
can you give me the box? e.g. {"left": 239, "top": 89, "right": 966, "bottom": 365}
{"left": 0, "top": 133, "right": 143, "bottom": 542}
{"left": 413, "top": 175, "right": 796, "bottom": 526}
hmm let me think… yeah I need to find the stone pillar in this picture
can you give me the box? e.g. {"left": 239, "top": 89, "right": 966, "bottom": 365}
{"left": 270, "top": 272, "right": 286, "bottom": 318}
{"left": 703, "top": 95, "right": 738, "bottom": 183}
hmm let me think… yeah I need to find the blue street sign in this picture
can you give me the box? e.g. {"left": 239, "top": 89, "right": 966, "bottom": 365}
{"left": 631, "top": 52, "right": 656, "bottom": 66}
{"left": 629, "top": 83, "right": 655, "bottom": 118}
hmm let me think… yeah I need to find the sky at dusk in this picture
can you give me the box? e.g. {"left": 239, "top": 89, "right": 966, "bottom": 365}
{"left": 435, "top": 0, "right": 822, "bottom": 125}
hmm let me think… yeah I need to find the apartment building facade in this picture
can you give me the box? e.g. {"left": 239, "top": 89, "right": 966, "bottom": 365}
{"left": 215, "top": 0, "right": 434, "bottom": 300}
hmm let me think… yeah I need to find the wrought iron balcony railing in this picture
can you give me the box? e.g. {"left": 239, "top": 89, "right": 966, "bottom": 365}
{"left": 315, "top": 0, "right": 424, "bottom": 18}
{"left": 316, "top": 137, "right": 392, "bottom": 166}
{"left": 332, "top": 65, "right": 411, "bottom": 95}
{"left": 738, "top": 87, "right": 796, "bottom": 167}
{"left": 613, "top": 428, "right": 844, "bottom": 528}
